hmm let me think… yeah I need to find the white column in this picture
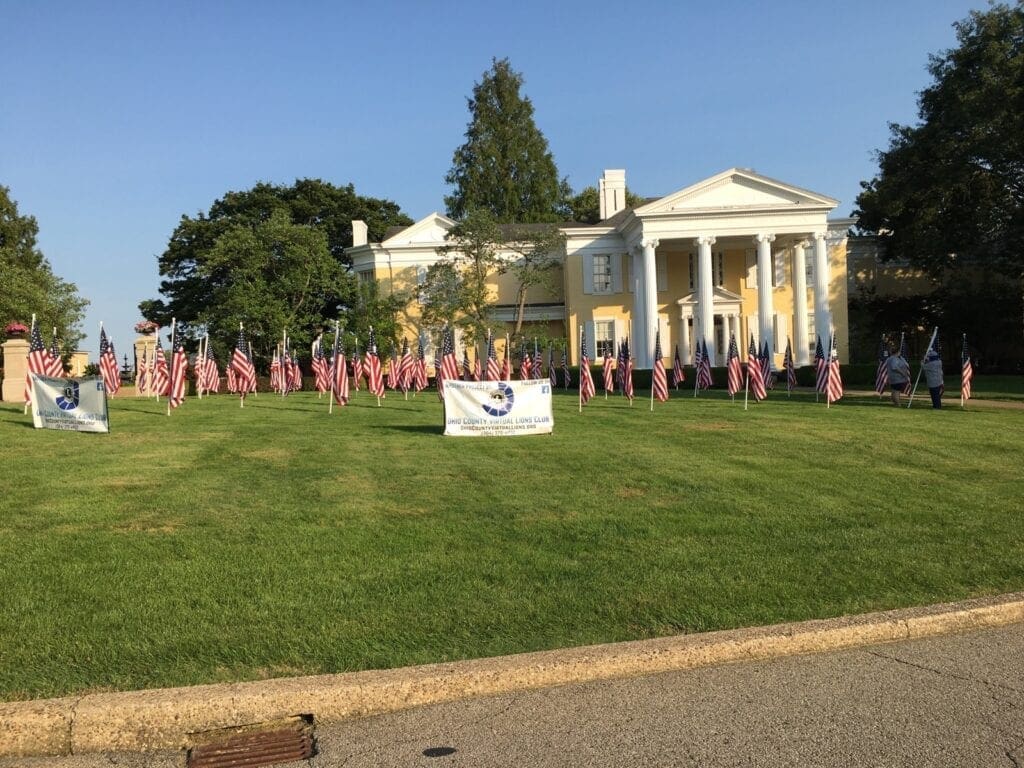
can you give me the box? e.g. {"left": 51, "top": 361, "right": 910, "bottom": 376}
{"left": 631, "top": 248, "right": 645, "bottom": 363}
{"left": 755, "top": 233, "right": 775, "bottom": 352}
{"left": 679, "top": 314, "right": 691, "bottom": 365}
{"left": 813, "top": 232, "right": 831, "bottom": 348}
{"left": 729, "top": 314, "right": 740, "bottom": 352}
{"left": 695, "top": 235, "right": 716, "bottom": 362}
{"left": 640, "top": 238, "right": 659, "bottom": 368}
{"left": 792, "top": 239, "right": 810, "bottom": 365}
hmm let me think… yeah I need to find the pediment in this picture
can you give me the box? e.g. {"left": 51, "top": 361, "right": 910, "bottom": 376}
{"left": 381, "top": 212, "right": 456, "bottom": 246}
{"left": 676, "top": 286, "right": 743, "bottom": 305}
{"left": 635, "top": 169, "right": 838, "bottom": 216}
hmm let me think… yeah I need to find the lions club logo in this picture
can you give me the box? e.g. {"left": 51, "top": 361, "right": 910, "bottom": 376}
{"left": 481, "top": 382, "right": 515, "bottom": 417}
{"left": 56, "top": 381, "right": 80, "bottom": 411}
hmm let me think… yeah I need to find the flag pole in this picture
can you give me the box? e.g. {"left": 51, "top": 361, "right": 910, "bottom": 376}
{"left": 650, "top": 325, "right": 655, "bottom": 412}
{"left": 826, "top": 329, "right": 833, "bottom": 410}
{"left": 154, "top": 325, "right": 161, "bottom": 403}
{"left": 743, "top": 348, "right": 750, "bottom": 411}
{"left": 961, "top": 333, "right": 966, "bottom": 409}
{"left": 907, "top": 326, "right": 938, "bottom": 409}
{"left": 166, "top": 317, "right": 175, "bottom": 417}
{"left": 24, "top": 314, "right": 37, "bottom": 414}
{"left": 238, "top": 322, "right": 246, "bottom": 408}
{"left": 329, "top": 320, "right": 338, "bottom": 414}
{"left": 578, "top": 324, "right": 583, "bottom": 414}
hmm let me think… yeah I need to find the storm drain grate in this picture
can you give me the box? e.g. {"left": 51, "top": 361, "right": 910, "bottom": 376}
{"left": 187, "top": 714, "right": 316, "bottom": 768}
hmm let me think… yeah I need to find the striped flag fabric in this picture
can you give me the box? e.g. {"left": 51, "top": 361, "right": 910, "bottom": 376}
{"left": 230, "top": 327, "right": 257, "bottom": 395}
{"left": 548, "top": 345, "right": 557, "bottom": 388}
{"left": 203, "top": 346, "right": 220, "bottom": 393}
{"left": 413, "top": 337, "right": 427, "bottom": 392}
{"left": 351, "top": 342, "right": 362, "bottom": 391}
{"left": 533, "top": 342, "right": 543, "bottom": 380}
{"left": 226, "top": 366, "right": 237, "bottom": 393}
{"left": 99, "top": 327, "right": 120, "bottom": 395}
{"left": 826, "top": 334, "right": 844, "bottom": 404}
{"left": 463, "top": 347, "right": 472, "bottom": 381}
{"left": 961, "top": 335, "right": 973, "bottom": 401}
{"left": 671, "top": 345, "right": 684, "bottom": 388}
{"left": 760, "top": 340, "right": 776, "bottom": 390}
{"left": 153, "top": 337, "right": 170, "bottom": 396}
{"left": 485, "top": 333, "right": 501, "bottom": 381}
{"left": 579, "top": 327, "right": 596, "bottom": 405}
{"left": 874, "top": 336, "right": 889, "bottom": 395}
{"left": 270, "top": 351, "right": 282, "bottom": 392}
{"left": 783, "top": 337, "right": 797, "bottom": 392}
{"left": 747, "top": 335, "right": 766, "bottom": 401}
{"left": 25, "top": 321, "right": 51, "bottom": 403}
{"left": 621, "top": 338, "right": 634, "bottom": 401}
{"left": 389, "top": 345, "right": 400, "bottom": 390}
{"left": 726, "top": 332, "right": 742, "bottom": 397}
{"left": 501, "top": 340, "right": 511, "bottom": 381}
{"left": 602, "top": 349, "right": 615, "bottom": 394}
{"left": 312, "top": 339, "right": 329, "bottom": 393}
{"left": 898, "top": 333, "right": 912, "bottom": 394}
{"left": 814, "top": 336, "right": 827, "bottom": 394}
{"left": 332, "top": 337, "right": 349, "bottom": 406}
{"left": 616, "top": 340, "right": 626, "bottom": 392}
{"left": 167, "top": 327, "right": 187, "bottom": 409}
{"left": 652, "top": 327, "right": 668, "bottom": 403}
{"left": 473, "top": 351, "right": 481, "bottom": 382}
{"left": 519, "top": 343, "right": 532, "bottom": 380}
{"left": 561, "top": 345, "right": 571, "bottom": 389}
{"left": 47, "top": 330, "right": 64, "bottom": 377}
{"left": 289, "top": 353, "right": 303, "bottom": 392}
{"left": 137, "top": 345, "right": 149, "bottom": 394}
{"left": 697, "top": 339, "right": 713, "bottom": 390}
{"left": 437, "top": 326, "right": 460, "bottom": 399}
{"left": 399, "top": 338, "right": 413, "bottom": 393}
{"left": 365, "top": 328, "right": 385, "bottom": 397}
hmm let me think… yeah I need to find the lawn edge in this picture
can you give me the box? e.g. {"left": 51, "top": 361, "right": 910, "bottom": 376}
{"left": 2, "top": 590, "right": 1022, "bottom": 757}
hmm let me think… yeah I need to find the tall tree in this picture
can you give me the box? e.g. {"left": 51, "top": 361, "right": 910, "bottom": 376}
{"left": 854, "top": 3, "right": 1024, "bottom": 364}
{"left": 445, "top": 58, "right": 571, "bottom": 223}
{"left": 0, "top": 185, "right": 88, "bottom": 349}
{"left": 141, "top": 179, "right": 412, "bottom": 359}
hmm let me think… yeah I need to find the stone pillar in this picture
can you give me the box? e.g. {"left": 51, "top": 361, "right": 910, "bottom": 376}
{"left": 640, "top": 238, "right": 659, "bottom": 368}
{"left": 813, "top": 232, "right": 831, "bottom": 348}
{"left": 792, "top": 240, "right": 810, "bottom": 365}
{"left": 1, "top": 338, "right": 29, "bottom": 402}
{"left": 134, "top": 335, "right": 158, "bottom": 396}
{"left": 695, "top": 235, "right": 716, "bottom": 362}
{"left": 679, "top": 314, "right": 691, "bottom": 365}
{"left": 755, "top": 233, "right": 776, "bottom": 352}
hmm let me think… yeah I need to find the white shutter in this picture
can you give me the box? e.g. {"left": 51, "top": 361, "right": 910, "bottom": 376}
{"left": 656, "top": 253, "right": 668, "bottom": 292}
{"left": 745, "top": 250, "right": 757, "bottom": 289}
{"left": 625, "top": 253, "right": 634, "bottom": 292}
{"left": 773, "top": 252, "right": 785, "bottom": 287}
{"left": 585, "top": 320, "right": 595, "bottom": 359}
{"left": 806, "top": 256, "right": 815, "bottom": 284}
{"left": 582, "top": 254, "right": 594, "bottom": 294}
{"left": 611, "top": 254, "right": 623, "bottom": 293}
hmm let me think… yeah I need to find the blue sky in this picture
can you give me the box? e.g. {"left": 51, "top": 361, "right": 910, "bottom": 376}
{"left": 3, "top": 0, "right": 983, "bottom": 355}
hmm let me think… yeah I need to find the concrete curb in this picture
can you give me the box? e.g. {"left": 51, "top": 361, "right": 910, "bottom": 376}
{"left": 3, "top": 592, "right": 1023, "bottom": 757}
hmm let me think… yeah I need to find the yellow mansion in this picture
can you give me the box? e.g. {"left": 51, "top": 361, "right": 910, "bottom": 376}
{"left": 347, "top": 168, "right": 850, "bottom": 369}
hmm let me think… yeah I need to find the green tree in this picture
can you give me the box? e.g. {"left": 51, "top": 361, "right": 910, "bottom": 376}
{"left": 445, "top": 58, "right": 571, "bottom": 223}
{"left": 0, "top": 185, "right": 88, "bottom": 350}
{"left": 141, "top": 179, "right": 412, "bottom": 359}
{"left": 854, "top": 3, "right": 1024, "bottom": 365}
{"left": 567, "top": 185, "right": 646, "bottom": 224}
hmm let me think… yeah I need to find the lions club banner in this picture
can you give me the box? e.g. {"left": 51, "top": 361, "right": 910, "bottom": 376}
{"left": 443, "top": 379, "right": 553, "bottom": 437}
{"left": 30, "top": 375, "right": 110, "bottom": 434}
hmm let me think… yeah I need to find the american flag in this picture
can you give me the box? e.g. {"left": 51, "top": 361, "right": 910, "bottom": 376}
{"left": 561, "top": 345, "right": 571, "bottom": 389}
{"left": 313, "top": 338, "right": 330, "bottom": 393}
{"left": 332, "top": 337, "right": 349, "bottom": 406}
{"left": 671, "top": 345, "right": 684, "bottom": 388}
{"left": 472, "top": 350, "right": 481, "bottom": 382}
{"left": 25, "top": 321, "right": 51, "bottom": 403}
{"left": 726, "top": 332, "right": 742, "bottom": 397}
{"left": 47, "top": 330, "right": 64, "bottom": 376}
{"left": 652, "top": 327, "right": 668, "bottom": 403}
{"left": 137, "top": 345, "right": 149, "bottom": 393}
{"left": 388, "top": 345, "right": 399, "bottom": 390}
{"left": 783, "top": 337, "right": 797, "bottom": 392}
{"left": 621, "top": 338, "right": 634, "bottom": 400}
{"left": 533, "top": 342, "right": 543, "bottom": 380}
{"left": 226, "top": 366, "right": 237, "bottom": 393}
{"left": 961, "top": 335, "right": 973, "bottom": 401}
{"left": 519, "top": 343, "right": 532, "bottom": 380}
{"left": 270, "top": 350, "right": 282, "bottom": 391}
{"left": 99, "top": 327, "right": 120, "bottom": 395}
{"left": 602, "top": 348, "right": 615, "bottom": 394}
{"left": 289, "top": 353, "right": 303, "bottom": 391}
{"left": 501, "top": 340, "right": 511, "bottom": 380}
{"left": 616, "top": 340, "right": 625, "bottom": 391}
{"left": 414, "top": 337, "right": 427, "bottom": 392}
{"left": 874, "top": 336, "right": 889, "bottom": 395}
{"left": 350, "top": 341, "right": 362, "bottom": 391}
{"left": 463, "top": 347, "right": 472, "bottom": 381}
{"left": 579, "top": 327, "right": 596, "bottom": 405}
{"left": 486, "top": 333, "right": 501, "bottom": 381}
{"left": 898, "top": 333, "right": 912, "bottom": 394}
{"left": 826, "top": 334, "right": 844, "bottom": 404}
{"left": 548, "top": 345, "right": 557, "bottom": 387}
{"left": 814, "top": 335, "right": 827, "bottom": 394}
{"left": 697, "top": 339, "right": 713, "bottom": 390}
{"left": 760, "top": 340, "right": 776, "bottom": 390}
{"left": 153, "top": 337, "right": 170, "bottom": 396}
{"left": 399, "top": 338, "right": 413, "bottom": 393}
{"left": 365, "top": 327, "right": 385, "bottom": 397}
{"left": 230, "top": 327, "right": 257, "bottom": 395}
{"left": 437, "top": 326, "right": 460, "bottom": 398}
{"left": 747, "top": 335, "right": 766, "bottom": 401}
{"left": 168, "top": 326, "right": 187, "bottom": 409}
{"left": 204, "top": 346, "right": 220, "bottom": 393}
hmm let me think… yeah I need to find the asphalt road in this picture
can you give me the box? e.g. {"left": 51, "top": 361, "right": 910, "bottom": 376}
{"left": 6, "top": 623, "right": 1023, "bottom": 767}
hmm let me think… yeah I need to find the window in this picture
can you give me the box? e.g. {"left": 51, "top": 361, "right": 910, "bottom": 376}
{"left": 594, "top": 319, "right": 615, "bottom": 358}
{"left": 593, "top": 254, "right": 612, "bottom": 293}
{"left": 715, "top": 252, "right": 725, "bottom": 287}
{"left": 416, "top": 266, "right": 427, "bottom": 304}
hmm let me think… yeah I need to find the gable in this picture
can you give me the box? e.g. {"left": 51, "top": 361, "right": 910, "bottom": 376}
{"left": 635, "top": 169, "right": 838, "bottom": 216}
{"left": 381, "top": 212, "right": 456, "bottom": 246}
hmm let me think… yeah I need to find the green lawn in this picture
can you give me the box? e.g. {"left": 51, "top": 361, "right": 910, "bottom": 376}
{"left": 1, "top": 384, "right": 1022, "bottom": 701}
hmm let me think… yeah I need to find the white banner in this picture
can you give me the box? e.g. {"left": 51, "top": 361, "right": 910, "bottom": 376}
{"left": 30, "top": 375, "right": 110, "bottom": 433}
{"left": 443, "top": 379, "right": 553, "bottom": 436}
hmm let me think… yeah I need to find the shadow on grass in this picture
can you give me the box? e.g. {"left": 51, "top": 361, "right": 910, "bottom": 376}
{"left": 383, "top": 424, "right": 444, "bottom": 435}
